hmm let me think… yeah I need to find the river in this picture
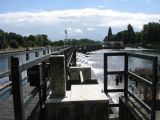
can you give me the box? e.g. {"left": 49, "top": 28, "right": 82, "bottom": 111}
{"left": 76, "top": 48, "right": 160, "bottom": 112}
{"left": 0, "top": 48, "right": 160, "bottom": 104}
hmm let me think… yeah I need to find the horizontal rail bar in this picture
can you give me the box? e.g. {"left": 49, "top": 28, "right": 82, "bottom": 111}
{"left": 109, "top": 103, "right": 119, "bottom": 107}
{"left": 26, "top": 101, "right": 40, "bottom": 120}
{"left": 128, "top": 53, "right": 156, "bottom": 61}
{"left": 24, "top": 87, "right": 39, "bottom": 111}
{"left": 0, "top": 86, "right": 12, "bottom": 97}
{"left": 104, "top": 52, "right": 126, "bottom": 56}
{"left": 0, "top": 71, "right": 10, "bottom": 79}
{"left": 20, "top": 55, "right": 50, "bottom": 72}
{"left": 0, "top": 81, "right": 12, "bottom": 90}
{"left": 107, "top": 89, "right": 124, "bottom": 92}
{"left": 128, "top": 71, "right": 152, "bottom": 87}
{"left": 128, "top": 90, "right": 151, "bottom": 112}
{"left": 0, "top": 46, "right": 68, "bottom": 57}
{"left": 128, "top": 98, "right": 150, "bottom": 120}
{"left": 107, "top": 71, "right": 125, "bottom": 75}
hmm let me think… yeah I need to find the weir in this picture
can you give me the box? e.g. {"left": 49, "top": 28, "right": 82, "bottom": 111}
{"left": 0, "top": 46, "right": 159, "bottom": 120}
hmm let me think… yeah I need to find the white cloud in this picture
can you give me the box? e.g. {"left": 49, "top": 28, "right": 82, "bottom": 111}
{"left": 0, "top": 8, "right": 160, "bottom": 40}
{"left": 86, "top": 28, "right": 94, "bottom": 31}
{"left": 74, "top": 29, "right": 82, "bottom": 33}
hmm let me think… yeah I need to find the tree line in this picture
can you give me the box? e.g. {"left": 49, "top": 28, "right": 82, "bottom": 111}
{"left": 53, "top": 39, "right": 101, "bottom": 46}
{"left": 104, "top": 21, "right": 160, "bottom": 48}
{"left": 0, "top": 29, "right": 101, "bottom": 49}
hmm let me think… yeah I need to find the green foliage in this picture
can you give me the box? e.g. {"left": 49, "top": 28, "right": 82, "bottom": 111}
{"left": 0, "top": 29, "right": 7, "bottom": 49}
{"left": 107, "top": 27, "right": 112, "bottom": 41}
{"left": 142, "top": 22, "right": 160, "bottom": 45}
{"left": 103, "top": 22, "right": 160, "bottom": 49}
{"left": 115, "top": 30, "right": 128, "bottom": 44}
{"left": 127, "top": 24, "right": 136, "bottom": 44}
{"left": 9, "top": 39, "right": 19, "bottom": 48}
{"left": 0, "top": 29, "right": 53, "bottom": 49}
{"left": 52, "top": 38, "right": 101, "bottom": 46}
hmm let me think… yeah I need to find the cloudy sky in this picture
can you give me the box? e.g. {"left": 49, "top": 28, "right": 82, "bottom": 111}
{"left": 0, "top": 0, "right": 160, "bottom": 41}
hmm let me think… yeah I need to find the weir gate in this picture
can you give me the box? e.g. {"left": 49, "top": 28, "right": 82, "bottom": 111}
{"left": 0, "top": 46, "right": 159, "bottom": 120}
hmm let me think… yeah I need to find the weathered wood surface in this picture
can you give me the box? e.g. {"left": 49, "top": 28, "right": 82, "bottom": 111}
{"left": 0, "top": 83, "right": 39, "bottom": 120}
{"left": 0, "top": 95, "right": 14, "bottom": 120}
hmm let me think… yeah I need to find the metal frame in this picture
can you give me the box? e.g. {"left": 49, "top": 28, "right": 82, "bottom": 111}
{"left": 104, "top": 52, "right": 158, "bottom": 120}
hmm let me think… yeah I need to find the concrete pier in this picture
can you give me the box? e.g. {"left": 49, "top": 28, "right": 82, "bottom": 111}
{"left": 45, "top": 85, "right": 109, "bottom": 120}
{"left": 67, "top": 66, "right": 98, "bottom": 90}
{"left": 69, "top": 66, "right": 91, "bottom": 81}
{"left": 49, "top": 55, "right": 66, "bottom": 97}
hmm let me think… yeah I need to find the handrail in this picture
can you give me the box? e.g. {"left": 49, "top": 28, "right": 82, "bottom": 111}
{"left": 0, "top": 71, "right": 10, "bottom": 79}
{"left": 24, "top": 87, "right": 39, "bottom": 111}
{"left": 128, "top": 90, "right": 151, "bottom": 112}
{"left": 128, "top": 71, "right": 152, "bottom": 87}
{"left": 104, "top": 52, "right": 157, "bottom": 120}
{"left": 128, "top": 53, "right": 156, "bottom": 61}
{"left": 10, "top": 46, "right": 75, "bottom": 120}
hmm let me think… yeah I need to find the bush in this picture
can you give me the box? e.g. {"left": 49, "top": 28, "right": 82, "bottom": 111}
{"left": 9, "top": 39, "right": 19, "bottom": 48}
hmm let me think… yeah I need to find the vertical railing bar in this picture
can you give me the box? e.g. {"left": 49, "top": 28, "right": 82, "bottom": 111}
{"left": 124, "top": 53, "right": 128, "bottom": 98}
{"left": 151, "top": 56, "right": 157, "bottom": 120}
{"left": 42, "top": 61, "right": 47, "bottom": 102}
{"left": 104, "top": 53, "right": 108, "bottom": 94}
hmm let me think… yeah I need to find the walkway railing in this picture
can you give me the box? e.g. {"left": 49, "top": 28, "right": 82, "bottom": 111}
{"left": 0, "top": 46, "right": 75, "bottom": 120}
{"left": 104, "top": 52, "right": 158, "bottom": 120}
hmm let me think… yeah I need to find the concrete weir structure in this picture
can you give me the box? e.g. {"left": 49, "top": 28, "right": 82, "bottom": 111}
{"left": 45, "top": 55, "right": 109, "bottom": 120}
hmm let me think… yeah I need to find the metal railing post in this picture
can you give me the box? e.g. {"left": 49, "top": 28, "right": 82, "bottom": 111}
{"left": 151, "top": 56, "right": 158, "bottom": 120}
{"left": 104, "top": 54, "right": 108, "bottom": 94}
{"left": 124, "top": 53, "right": 128, "bottom": 98}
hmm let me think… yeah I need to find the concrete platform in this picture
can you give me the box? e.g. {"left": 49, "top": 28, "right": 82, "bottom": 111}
{"left": 45, "top": 85, "right": 109, "bottom": 120}
{"left": 71, "top": 85, "right": 107, "bottom": 101}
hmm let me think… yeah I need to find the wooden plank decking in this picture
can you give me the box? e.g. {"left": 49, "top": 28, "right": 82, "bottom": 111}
{"left": 0, "top": 95, "right": 14, "bottom": 120}
{"left": 0, "top": 83, "right": 40, "bottom": 120}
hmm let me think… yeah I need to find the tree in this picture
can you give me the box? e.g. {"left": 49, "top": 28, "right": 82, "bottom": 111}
{"left": 103, "top": 36, "right": 108, "bottom": 43}
{"left": 0, "top": 29, "right": 7, "bottom": 49}
{"left": 127, "top": 24, "right": 136, "bottom": 44}
{"left": 9, "top": 39, "right": 19, "bottom": 48}
{"left": 142, "top": 22, "right": 160, "bottom": 46}
{"left": 108, "top": 27, "right": 112, "bottom": 41}
{"left": 42, "top": 34, "right": 49, "bottom": 46}
{"left": 35, "top": 35, "right": 43, "bottom": 46}
{"left": 135, "top": 32, "right": 142, "bottom": 44}
{"left": 115, "top": 30, "right": 127, "bottom": 44}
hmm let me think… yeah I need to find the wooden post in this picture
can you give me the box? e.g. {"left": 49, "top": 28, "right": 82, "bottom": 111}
{"left": 72, "top": 49, "right": 76, "bottom": 66}
{"left": 42, "top": 62, "right": 48, "bottom": 102}
{"left": 50, "top": 55, "right": 66, "bottom": 97}
{"left": 124, "top": 53, "right": 128, "bottom": 98}
{"left": 11, "top": 56, "right": 25, "bottom": 120}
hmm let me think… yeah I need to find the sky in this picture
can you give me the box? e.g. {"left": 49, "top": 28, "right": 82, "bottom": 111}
{"left": 0, "top": 0, "right": 160, "bottom": 41}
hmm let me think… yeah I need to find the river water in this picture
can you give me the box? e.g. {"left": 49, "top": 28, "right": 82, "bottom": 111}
{"left": 76, "top": 48, "right": 160, "bottom": 112}
{"left": 0, "top": 48, "right": 160, "bottom": 105}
